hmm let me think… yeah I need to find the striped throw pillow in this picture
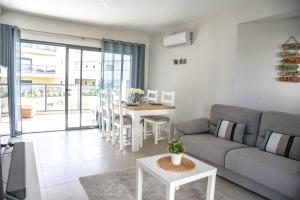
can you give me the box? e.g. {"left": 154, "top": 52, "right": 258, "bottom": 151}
{"left": 260, "top": 129, "right": 300, "bottom": 161}
{"left": 214, "top": 119, "right": 246, "bottom": 144}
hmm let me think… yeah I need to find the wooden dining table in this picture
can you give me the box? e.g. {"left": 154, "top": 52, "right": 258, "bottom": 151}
{"left": 123, "top": 103, "right": 176, "bottom": 152}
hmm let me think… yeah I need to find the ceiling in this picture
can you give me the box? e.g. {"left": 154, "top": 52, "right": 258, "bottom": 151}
{"left": 0, "top": 0, "right": 253, "bottom": 33}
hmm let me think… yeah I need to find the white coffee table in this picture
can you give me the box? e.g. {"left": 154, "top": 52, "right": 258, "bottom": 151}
{"left": 136, "top": 153, "right": 217, "bottom": 200}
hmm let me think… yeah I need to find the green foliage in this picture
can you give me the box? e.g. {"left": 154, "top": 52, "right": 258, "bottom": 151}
{"left": 0, "top": 92, "right": 8, "bottom": 98}
{"left": 278, "top": 64, "right": 299, "bottom": 71}
{"left": 47, "top": 91, "right": 54, "bottom": 97}
{"left": 278, "top": 51, "right": 299, "bottom": 58}
{"left": 167, "top": 139, "right": 185, "bottom": 154}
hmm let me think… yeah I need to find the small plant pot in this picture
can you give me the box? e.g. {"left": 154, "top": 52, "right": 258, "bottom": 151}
{"left": 171, "top": 153, "right": 183, "bottom": 165}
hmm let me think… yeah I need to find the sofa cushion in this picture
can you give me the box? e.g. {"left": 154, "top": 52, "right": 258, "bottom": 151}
{"left": 260, "top": 129, "right": 300, "bottom": 161}
{"left": 256, "top": 111, "right": 300, "bottom": 147}
{"left": 210, "top": 104, "right": 263, "bottom": 146}
{"left": 225, "top": 147, "right": 300, "bottom": 199}
{"left": 181, "top": 134, "right": 248, "bottom": 166}
{"left": 175, "top": 118, "right": 210, "bottom": 135}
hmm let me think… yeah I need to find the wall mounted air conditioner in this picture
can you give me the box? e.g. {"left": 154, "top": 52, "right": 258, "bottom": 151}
{"left": 162, "top": 31, "right": 192, "bottom": 48}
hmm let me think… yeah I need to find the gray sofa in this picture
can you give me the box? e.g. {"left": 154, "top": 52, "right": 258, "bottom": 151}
{"left": 175, "top": 104, "right": 300, "bottom": 200}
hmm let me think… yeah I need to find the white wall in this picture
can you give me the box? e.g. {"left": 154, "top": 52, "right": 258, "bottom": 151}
{"left": 0, "top": 11, "right": 150, "bottom": 88}
{"left": 148, "top": 0, "right": 300, "bottom": 122}
{"left": 233, "top": 16, "right": 300, "bottom": 113}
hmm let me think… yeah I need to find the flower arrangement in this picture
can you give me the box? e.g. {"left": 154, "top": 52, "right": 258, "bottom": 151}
{"left": 129, "top": 88, "right": 144, "bottom": 104}
{"left": 168, "top": 139, "right": 185, "bottom": 165}
{"left": 129, "top": 88, "right": 144, "bottom": 95}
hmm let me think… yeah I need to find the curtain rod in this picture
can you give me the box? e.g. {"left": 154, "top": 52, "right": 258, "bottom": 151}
{"left": 18, "top": 27, "right": 145, "bottom": 46}
{"left": 102, "top": 38, "right": 145, "bottom": 46}
{"left": 20, "top": 28, "right": 101, "bottom": 41}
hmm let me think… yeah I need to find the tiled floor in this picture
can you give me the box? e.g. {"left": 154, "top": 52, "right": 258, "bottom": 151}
{"left": 6, "top": 129, "right": 266, "bottom": 200}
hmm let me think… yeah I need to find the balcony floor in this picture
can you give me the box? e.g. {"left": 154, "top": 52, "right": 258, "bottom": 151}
{"left": 0, "top": 111, "right": 98, "bottom": 135}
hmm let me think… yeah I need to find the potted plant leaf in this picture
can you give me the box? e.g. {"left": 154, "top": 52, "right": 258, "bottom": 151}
{"left": 168, "top": 139, "right": 185, "bottom": 165}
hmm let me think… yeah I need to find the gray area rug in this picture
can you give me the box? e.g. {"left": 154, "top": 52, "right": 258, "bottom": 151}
{"left": 79, "top": 168, "right": 232, "bottom": 200}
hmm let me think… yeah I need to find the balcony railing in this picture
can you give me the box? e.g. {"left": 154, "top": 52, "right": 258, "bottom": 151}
{"left": 1, "top": 82, "right": 129, "bottom": 114}
{"left": 21, "top": 83, "right": 100, "bottom": 112}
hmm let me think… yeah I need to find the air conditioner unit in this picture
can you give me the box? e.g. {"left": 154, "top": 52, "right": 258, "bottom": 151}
{"left": 162, "top": 32, "right": 192, "bottom": 48}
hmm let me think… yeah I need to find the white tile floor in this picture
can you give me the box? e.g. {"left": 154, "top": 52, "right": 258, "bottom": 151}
{"left": 3, "top": 129, "right": 266, "bottom": 200}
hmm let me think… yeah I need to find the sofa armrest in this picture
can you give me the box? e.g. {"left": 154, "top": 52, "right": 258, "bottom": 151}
{"left": 175, "top": 118, "right": 210, "bottom": 136}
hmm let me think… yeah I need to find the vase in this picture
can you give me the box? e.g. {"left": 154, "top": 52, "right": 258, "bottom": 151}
{"left": 171, "top": 153, "right": 183, "bottom": 165}
{"left": 132, "top": 94, "right": 140, "bottom": 104}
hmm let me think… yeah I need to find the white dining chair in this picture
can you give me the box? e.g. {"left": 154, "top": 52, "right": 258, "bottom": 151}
{"left": 161, "top": 91, "right": 176, "bottom": 106}
{"left": 111, "top": 91, "right": 132, "bottom": 150}
{"left": 100, "top": 90, "right": 111, "bottom": 140}
{"left": 146, "top": 89, "right": 158, "bottom": 103}
{"left": 143, "top": 91, "right": 175, "bottom": 144}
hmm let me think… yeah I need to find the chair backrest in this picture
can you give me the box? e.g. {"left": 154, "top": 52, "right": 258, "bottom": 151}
{"left": 111, "top": 91, "right": 123, "bottom": 125}
{"left": 161, "top": 91, "right": 175, "bottom": 106}
{"left": 146, "top": 89, "right": 158, "bottom": 103}
{"left": 100, "top": 90, "right": 110, "bottom": 117}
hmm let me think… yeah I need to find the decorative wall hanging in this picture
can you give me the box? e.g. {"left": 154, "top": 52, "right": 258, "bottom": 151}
{"left": 173, "top": 58, "right": 187, "bottom": 65}
{"left": 278, "top": 36, "right": 300, "bottom": 82}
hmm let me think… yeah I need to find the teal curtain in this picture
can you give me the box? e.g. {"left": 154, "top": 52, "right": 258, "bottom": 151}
{"left": 101, "top": 39, "right": 145, "bottom": 94}
{"left": 131, "top": 44, "right": 145, "bottom": 89}
{"left": 0, "top": 24, "right": 22, "bottom": 137}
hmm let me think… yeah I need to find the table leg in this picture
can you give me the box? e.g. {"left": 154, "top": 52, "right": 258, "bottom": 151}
{"left": 206, "top": 174, "right": 216, "bottom": 200}
{"left": 166, "top": 184, "right": 175, "bottom": 200}
{"left": 139, "top": 121, "right": 143, "bottom": 148}
{"left": 136, "top": 166, "right": 143, "bottom": 200}
{"left": 168, "top": 111, "right": 175, "bottom": 139}
{"left": 131, "top": 114, "right": 141, "bottom": 152}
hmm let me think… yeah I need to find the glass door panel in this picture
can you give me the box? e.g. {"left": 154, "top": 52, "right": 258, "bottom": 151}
{"left": 0, "top": 66, "right": 10, "bottom": 135}
{"left": 46, "top": 85, "right": 65, "bottom": 111}
{"left": 20, "top": 42, "right": 66, "bottom": 133}
{"left": 122, "top": 54, "right": 131, "bottom": 100}
{"left": 67, "top": 48, "right": 81, "bottom": 128}
{"left": 103, "top": 52, "right": 113, "bottom": 90}
{"left": 81, "top": 50, "right": 101, "bottom": 127}
{"left": 113, "top": 54, "right": 121, "bottom": 91}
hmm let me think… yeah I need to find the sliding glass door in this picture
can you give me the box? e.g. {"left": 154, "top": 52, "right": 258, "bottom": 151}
{"left": 66, "top": 47, "right": 101, "bottom": 129}
{"left": 20, "top": 41, "right": 101, "bottom": 133}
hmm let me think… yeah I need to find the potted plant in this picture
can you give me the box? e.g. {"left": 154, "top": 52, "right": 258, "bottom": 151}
{"left": 168, "top": 139, "right": 185, "bottom": 165}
